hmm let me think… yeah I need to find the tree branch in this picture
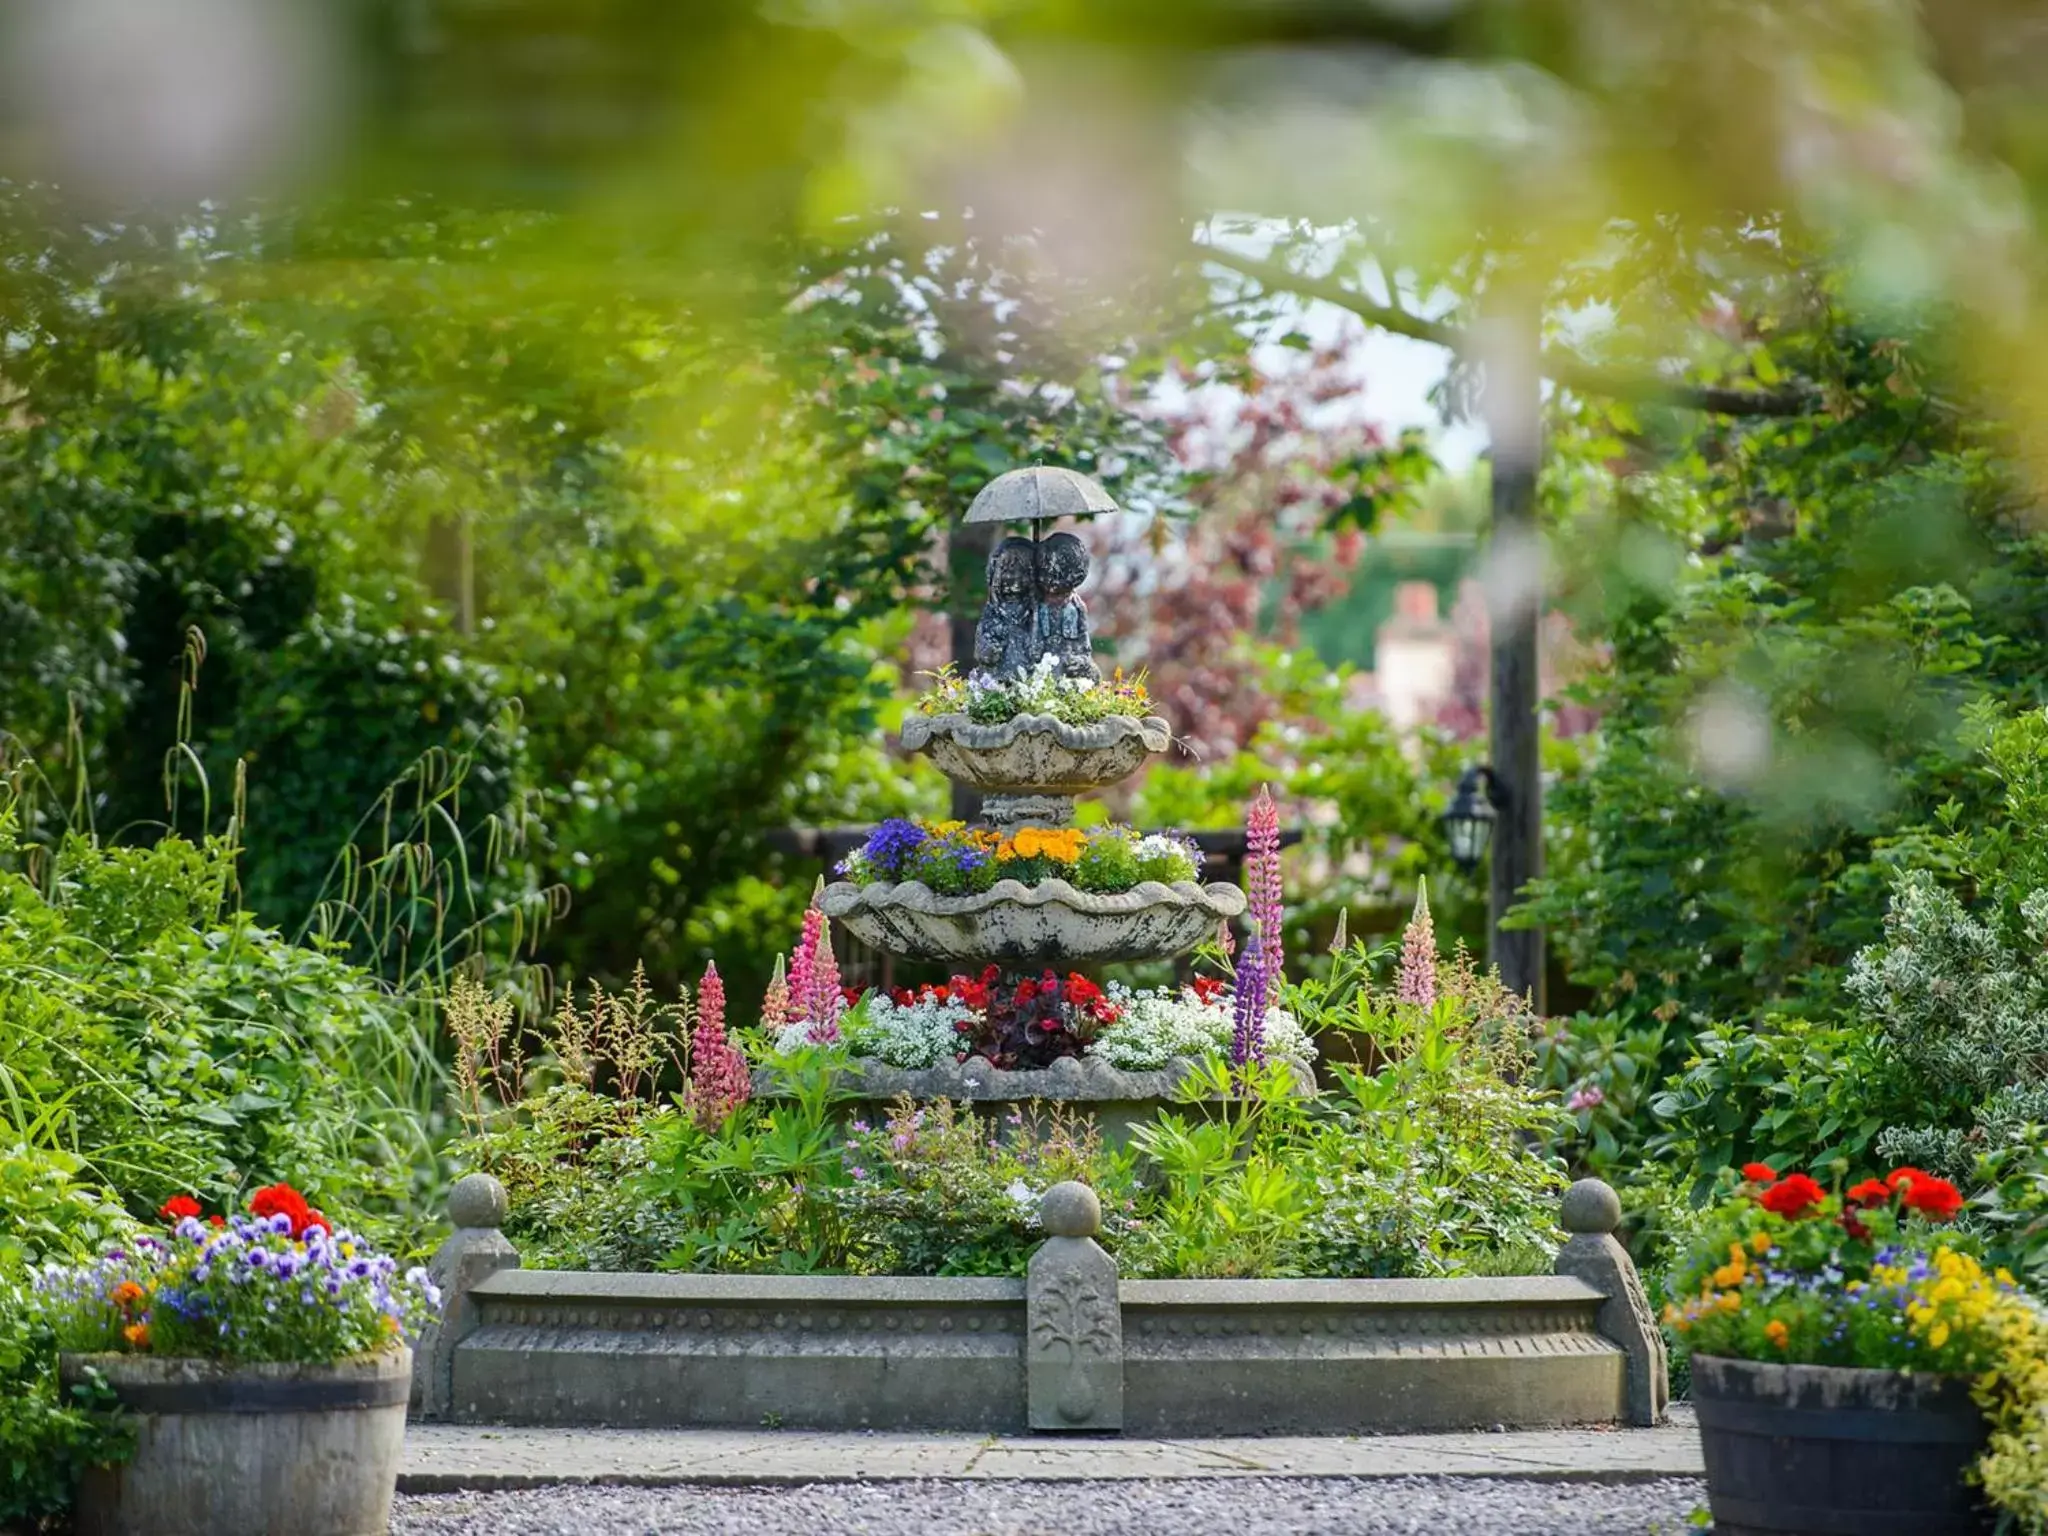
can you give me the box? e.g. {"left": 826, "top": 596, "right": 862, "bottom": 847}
{"left": 1198, "top": 244, "right": 1822, "bottom": 419}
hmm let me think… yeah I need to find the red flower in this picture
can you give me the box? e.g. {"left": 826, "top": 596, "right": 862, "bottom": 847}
{"left": 1892, "top": 1171, "right": 1965, "bottom": 1221}
{"left": 249, "top": 1182, "right": 320, "bottom": 1237}
{"left": 1190, "top": 977, "right": 1226, "bottom": 1004}
{"left": 158, "top": 1194, "right": 202, "bottom": 1223}
{"left": 1845, "top": 1179, "right": 1892, "bottom": 1208}
{"left": 1841, "top": 1210, "right": 1871, "bottom": 1241}
{"left": 1065, "top": 975, "right": 1104, "bottom": 1007}
{"left": 1758, "top": 1173, "right": 1826, "bottom": 1218}
{"left": 1741, "top": 1163, "right": 1780, "bottom": 1185}
{"left": 208, "top": 1215, "right": 225, "bottom": 1228}
{"left": 1016, "top": 979, "right": 1038, "bottom": 1002}
{"left": 1885, "top": 1166, "right": 1935, "bottom": 1193}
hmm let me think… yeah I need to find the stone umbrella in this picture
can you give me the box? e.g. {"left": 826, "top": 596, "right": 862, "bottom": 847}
{"left": 963, "top": 465, "right": 1120, "bottom": 526}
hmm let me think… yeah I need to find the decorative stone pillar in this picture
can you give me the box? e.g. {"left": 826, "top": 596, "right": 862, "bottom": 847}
{"left": 411, "top": 1172, "right": 520, "bottom": 1421}
{"left": 1553, "top": 1176, "right": 1668, "bottom": 1426}
{"left": 1027, "top": 1181, "right": 1123, "bottom": 1431}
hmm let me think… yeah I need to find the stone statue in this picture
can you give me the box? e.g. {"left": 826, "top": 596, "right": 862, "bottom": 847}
{"left": 1033, "top": 532, "right": 1099, "bottom": 680}
{"left": 973, "top": 535, "right": 1040, "bottom": 681}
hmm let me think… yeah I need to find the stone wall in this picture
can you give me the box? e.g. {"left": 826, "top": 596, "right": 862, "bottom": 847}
{"left": 418, "top": 1177, "right": 1666, "bottom": 1436}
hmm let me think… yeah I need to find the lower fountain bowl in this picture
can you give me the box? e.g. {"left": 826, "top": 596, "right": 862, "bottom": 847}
{"left": 819, "top": 878, "right": 1247, "bottom": 966}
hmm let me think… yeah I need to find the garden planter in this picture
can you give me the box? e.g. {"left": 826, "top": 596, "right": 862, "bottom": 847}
{"left": 820, "top": 876, "right": 1246, "bottom": 965}
{"left": 899, "top": 712, "right": 1171, "bottom": 795}
{"left": 1691, "top": 1354, "right": 1990, "bottom": 1536}
{"left": 60, "top": 1346, "right": 411, "bottom": 1536}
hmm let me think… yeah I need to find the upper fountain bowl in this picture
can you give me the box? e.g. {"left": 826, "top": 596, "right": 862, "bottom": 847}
{"left": 900, "top": 712, "right": 1171, "bottom": 796}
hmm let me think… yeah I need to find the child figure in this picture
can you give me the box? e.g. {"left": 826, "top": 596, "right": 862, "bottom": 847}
{"left": 973, "top": 535, "right": 1039, "bottom": 680}
{"left": 1033, "top": 531, "right": 1099, "bottom": 680}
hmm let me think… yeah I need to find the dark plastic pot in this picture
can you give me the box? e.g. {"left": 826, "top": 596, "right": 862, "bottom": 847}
{"left": 1691, "top": 1354, "right": 1991, "bottom": 1536}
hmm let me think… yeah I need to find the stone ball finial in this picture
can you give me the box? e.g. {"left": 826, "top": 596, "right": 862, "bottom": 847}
{"left": 1561, "top": 1177, "right": 1623, "bottom": 1236}
{"left": 448, "top": 1172, "right": 508, "bottom": 1231}
{"left": 1039, "top": 1181, "right": 1102, "bottom": 1239}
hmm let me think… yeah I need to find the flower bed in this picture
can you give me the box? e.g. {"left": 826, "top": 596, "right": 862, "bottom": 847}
{"left": 837, "top": 817, "right": 1201, "bottom": 895}
{"left": 916, "top": 657, "right": 1153, "bottom": 727}
{"left": 771, "top": 970, "right": 1314, "bottom": 1073}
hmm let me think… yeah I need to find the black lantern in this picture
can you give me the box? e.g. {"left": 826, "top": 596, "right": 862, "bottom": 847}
{"left": 1442, "top": 765, "right": 1505, "bottom": 873}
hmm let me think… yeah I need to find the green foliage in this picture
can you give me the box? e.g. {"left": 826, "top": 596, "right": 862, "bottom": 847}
{"left": 1974, "top": 1128, "right": 2048, "bottom": 1288}
{"left": 834, "top": 1099, "right": 1141, "bottom": 1277}
{"left": 1645, "top": 1017, "right": 1924, "bottom": 1199}
{"left": 1124, "top": 950, "right": 1567, "bottom": 1279}
{"left": 0, "top": 1275, "right": 130, "bottom": 1531}
{"left": 0, "top": 1148, "right": 132, "bottom": 1272}
{"left": 1133, "top": 646, "right": 1482, "bottom": 968}
{"left": 638, "top": 1052, "right": 863, "bottom": 1275}
{"left": 0, "top": 798, "right": 441, "bottom": 1235}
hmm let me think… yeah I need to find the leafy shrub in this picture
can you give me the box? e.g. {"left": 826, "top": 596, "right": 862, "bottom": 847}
{"left": 0, "top": 1148, "right": 133, "bottom": 1271}
{"left": 834, "top": 1099, "right": 1141, "bottom": 1276}
{"left": 1847, "top": 871, "right": 2048, "bottom": 1174}
{"left": 1646, "top": 1015, "right": 1925, "bottom": 1199}
{"left": 0, "top": 803, "right": 442, "bottom": 1235}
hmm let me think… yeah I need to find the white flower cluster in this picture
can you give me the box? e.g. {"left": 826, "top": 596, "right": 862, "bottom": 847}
{"left": 775, "top": 993, "right": 972, "bottom": 1069}
{"left": 1132, "top": 833, "right": 1194, "bottom": 866}
{"left": 1093, "top": 985, "right": 1315, "bottom": 1071}
{"left": 968, "top": 653, "right": 1098, "bottom": 709}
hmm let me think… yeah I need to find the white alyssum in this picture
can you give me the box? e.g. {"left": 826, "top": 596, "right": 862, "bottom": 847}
{"left": 1093, "top": 985, "right": 1314, "bottom": 1071}
{"left": 776, "top": 993, "right": 973, "bottom": 1069}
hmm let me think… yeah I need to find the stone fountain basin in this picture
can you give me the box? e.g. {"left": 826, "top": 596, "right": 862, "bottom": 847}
{"left": 898, "top": 712, "right": 1171, "bottom": 795}
{"left": 819, "top": 877, "right": 1246, "bottom": 965}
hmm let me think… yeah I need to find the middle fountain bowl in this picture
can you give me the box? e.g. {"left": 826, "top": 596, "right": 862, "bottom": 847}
{"left": 819, "top": 876, "right": 1246, "bottom": 966}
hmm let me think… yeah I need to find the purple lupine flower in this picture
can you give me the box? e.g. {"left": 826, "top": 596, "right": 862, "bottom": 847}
{"left": 1244, "top": 785, "right": 1285, "bottom": 979}
{"left": 1395, "top": 875, "right": 1438, "bottom": 1007}
{"left": 1231, "top": 931, "right": 1270, "bottom": 1071}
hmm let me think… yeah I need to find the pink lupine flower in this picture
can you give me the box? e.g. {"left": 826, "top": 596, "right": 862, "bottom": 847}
{"left": 688, "top": 962, "right": 752, "bottom": 1127}
{"left": 1245, "top": 785, "right": 1284, "bottom": 978}
{"left": 760, "top": 954, "right": 791, "bottom": 1032}
{"left": 1394, "top": 876, "right": 1437, "bottom": 1008}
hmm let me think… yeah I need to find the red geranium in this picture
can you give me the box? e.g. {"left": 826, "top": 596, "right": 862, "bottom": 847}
{"left": 1758, "top": 1172, "right": 1826, "bottom": 1218}
{"left": 1189, "top": 977, "right": 1227, "bottom": 1005}
{"left": 1845, "top": 1178, "right": 1892, "bottom": 1208}
{"left": 1891, "top": 1169, "right": 1965, "bottom": 1221}
{"left": 1741, "top": 1163, "right": 1780, "bottom": 1185}
{"left": 248, "top": 1181, "right": 327, "bottom": 1238}
{"left": 157, "top": 1194, "right": 201, "bottom": 1223}
{"left": 1065, "top": 975, "right": 1104, "bottom": 1007}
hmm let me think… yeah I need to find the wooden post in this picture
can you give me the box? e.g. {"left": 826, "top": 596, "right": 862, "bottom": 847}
{"left": 1484, "top": 301, "right": 1545, "bottom": 1011}
{"left": 947, "top": 519, "right": 995, "bottom": 823}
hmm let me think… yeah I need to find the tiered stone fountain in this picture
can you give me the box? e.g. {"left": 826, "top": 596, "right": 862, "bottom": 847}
{"left": 814, "top": 466, "right": 1250, "bottom": 1129}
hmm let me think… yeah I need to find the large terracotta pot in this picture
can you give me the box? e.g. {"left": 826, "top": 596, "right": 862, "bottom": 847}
{"left": 1691, "top": 1354, "right": 1990, "bottom": 1536}
{"left": 60, "top": 1347, "right": 411, "bottom": 1536}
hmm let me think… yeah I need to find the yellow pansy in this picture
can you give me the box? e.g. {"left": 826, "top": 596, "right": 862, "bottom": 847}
{"left": 1750, "top": 1232, "right": 1774, "bottom": 1255}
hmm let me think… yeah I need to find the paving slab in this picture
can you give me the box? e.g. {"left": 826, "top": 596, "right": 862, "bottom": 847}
{"left": 398, "top": 1408, "right": 1702, "bottom": 1492}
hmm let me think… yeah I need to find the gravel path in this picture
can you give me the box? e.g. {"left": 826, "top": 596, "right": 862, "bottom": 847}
{"left": 391, "top": 1476, "right": 1711, "bottom": 1535}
